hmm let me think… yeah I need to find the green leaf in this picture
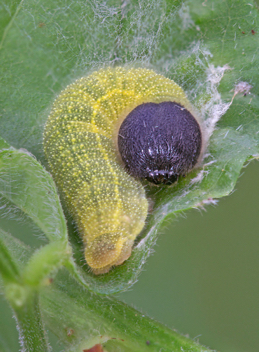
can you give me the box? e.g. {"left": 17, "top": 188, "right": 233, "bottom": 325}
{"left": 0, "top": 146, "right": 67, "bottom": 242}
{"left": 0, "top": 229, "right": 20, "bottom": 282}
{"left": 0, "top": 144, "right": 72, "bottom": 294}
{"left": 0, "top": 0, "right": 122, "bottom": 158}
{"left": 0, "top": 227, "right": 33, "bottom": 272}
{"left": 40, "top": 269, "right": 214, "bottom": 352}
{"left": 0, "top": 230, "right": 51, "bottom": 352}
{"left": 0, "top": 229, "right": 21, "bottom": 283}
{"left": 0, "top": 229, "right": 33, "bottom": 296}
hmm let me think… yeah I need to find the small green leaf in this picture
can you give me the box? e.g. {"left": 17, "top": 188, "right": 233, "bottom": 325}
{"left": 0, "top": 147, "right": 67, "bottom": 242}
{"left": 0, "top": 229, "right": 21, "bottom": 283}
{"left": 0, "top": 227, "right": 32, "bottom": 271}
{"left": 0, "top": 145, "right": 73, "bottom": 293}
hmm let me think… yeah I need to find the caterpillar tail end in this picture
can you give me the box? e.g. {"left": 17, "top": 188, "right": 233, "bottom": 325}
{"left": 85, "top": 233, "right": 134, "bottom": 275}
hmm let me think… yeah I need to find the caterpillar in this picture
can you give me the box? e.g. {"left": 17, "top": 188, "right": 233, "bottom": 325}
{"left": 43, "top": 67, "right": 203, "bottom": 274}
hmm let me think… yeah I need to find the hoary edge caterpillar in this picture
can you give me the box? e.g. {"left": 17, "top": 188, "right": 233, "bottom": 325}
{"left": 43, "top": 67, "right": 203, "bottom": 274}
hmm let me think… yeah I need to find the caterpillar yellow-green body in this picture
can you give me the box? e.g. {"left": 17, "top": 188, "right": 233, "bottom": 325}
{"left": 43, "top": 67, "right": 200, "bottom": 274}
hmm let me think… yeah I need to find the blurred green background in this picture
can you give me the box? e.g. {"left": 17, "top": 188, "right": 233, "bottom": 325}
{"left": 1, "top": 160, "right": 259, "bottom": 352}
{"left": 119, "top": 160, "right": 259, "bottom": 352}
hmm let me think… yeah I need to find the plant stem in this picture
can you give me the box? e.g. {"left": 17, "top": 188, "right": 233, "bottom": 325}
{"left": 12, "top": 292, "right": 50, "bottom": 352}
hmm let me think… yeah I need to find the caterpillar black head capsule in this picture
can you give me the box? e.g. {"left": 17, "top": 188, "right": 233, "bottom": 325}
{"left": 118, "top": 101, "right": 203, "bottom": 185}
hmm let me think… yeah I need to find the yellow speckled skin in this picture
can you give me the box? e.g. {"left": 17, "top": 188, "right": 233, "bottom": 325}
{"left": 43, "top": 67, "right": 191, "bottom": 274}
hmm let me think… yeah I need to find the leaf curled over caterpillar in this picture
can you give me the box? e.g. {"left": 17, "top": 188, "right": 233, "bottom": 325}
{"left": 43, "top": 67, "right": 203, "bottom": 274}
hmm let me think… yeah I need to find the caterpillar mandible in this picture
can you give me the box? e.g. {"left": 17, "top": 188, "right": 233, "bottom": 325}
{"left": 43, "top": 67, "right": 203, "bottom": 274}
